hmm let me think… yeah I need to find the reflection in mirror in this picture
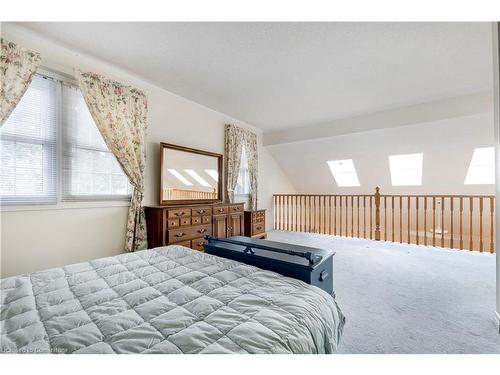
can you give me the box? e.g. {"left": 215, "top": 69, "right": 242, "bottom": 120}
{"left": 161, "top": 146, "right": 221, "bottom": 202}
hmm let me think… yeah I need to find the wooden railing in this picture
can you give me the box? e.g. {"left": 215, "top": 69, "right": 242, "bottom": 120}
{"left": 163, "top": 188, "right": 218, "bottom": 200}
{"left": 273, "top": 188, "right": 496, "bottom": 253}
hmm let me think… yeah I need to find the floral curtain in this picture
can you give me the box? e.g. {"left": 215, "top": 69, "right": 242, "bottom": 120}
{"left": 0, "top": 38, "right": 41, "bottom": 126}
{"left": 224, "top": 124, "right": 244, "bottom": 203}
{"left": 78, "top": 72, "right": 148, "bottom": 252}
{"left": 244, "top": 130, "right": 258, "bottom": 210}
{"left": 224, "top": 124, "right": 258, "bottom": 209}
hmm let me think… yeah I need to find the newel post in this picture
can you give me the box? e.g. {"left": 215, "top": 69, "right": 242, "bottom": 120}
{"left": 374, "top": 186, "right": 381, "bottom": 241}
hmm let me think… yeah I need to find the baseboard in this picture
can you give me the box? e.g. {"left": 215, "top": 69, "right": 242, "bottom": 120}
{"left": 496, "top": 311, "right": 500, "bottom": 334}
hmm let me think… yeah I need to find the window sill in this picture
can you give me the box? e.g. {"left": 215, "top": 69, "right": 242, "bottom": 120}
{"left": 1, "top": 200, "right": 130, "bottom": 212}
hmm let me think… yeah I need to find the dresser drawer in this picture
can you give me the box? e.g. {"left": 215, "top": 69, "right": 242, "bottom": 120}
{"left": 168, "top": 208, "right": 191, "bottom": 219}
{"left": 191, "top": 207, "right": 212, "bottom": 216}
{"left": 213, "top": 206, "right": 228, "bottom": 216}
{"left": 253, "top": 222, "right": 265, "bottom": 235}
{"left": 191, "top": 237, "right": 207, "bottom": 252}
{"left": 180, "top": 217, "right": 191, "bottom": 226}
{"left": 167, "top": 224, "right": 212, "bottom": 244}
{"left": 175, "top": 240, "right": 192, "bottom": 248}
{"left": 191, "top": 216, "right": 202, "bottom": 225}
{"left": 253, "top": 216, "right": 264, "bottom": 224}
{"left": 229, "top": 204, "right": 244, "bottom": 213}
{"left": 167, "top": 218, "right": 180, "bottom": 228}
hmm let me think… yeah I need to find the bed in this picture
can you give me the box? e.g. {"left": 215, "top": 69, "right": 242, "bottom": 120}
{"left": 0, "top": 245, "right": 345, "bottom": 354}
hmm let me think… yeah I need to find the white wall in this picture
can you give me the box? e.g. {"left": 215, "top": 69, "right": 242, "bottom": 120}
{"left": 0, "top": 24, "right": 295, "bottom": 278}
{"left": 267, "top": 112, "right": 495, "bottom": 196}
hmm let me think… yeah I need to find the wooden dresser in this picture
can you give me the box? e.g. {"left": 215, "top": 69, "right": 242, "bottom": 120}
{"left": 145, "top": 202, "right": 245, "bottom": 251}
{"left": 244, "top": 209, "right": 267, "bottom": 239}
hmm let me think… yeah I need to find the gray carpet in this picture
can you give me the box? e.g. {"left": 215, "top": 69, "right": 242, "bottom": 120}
{"left": 266, "top": 230, "right": 499, "bottom": 354}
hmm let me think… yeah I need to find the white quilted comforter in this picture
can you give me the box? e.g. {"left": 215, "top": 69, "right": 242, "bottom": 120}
{"left": 1, "top": 245, "right": 344, "bottom": 354}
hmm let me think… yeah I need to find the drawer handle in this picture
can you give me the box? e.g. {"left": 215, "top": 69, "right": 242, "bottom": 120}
{"left": 198, "top": 229, "right": 207, "bottom": 233}
{"left": 218, "top": 208, "right": 224, "bottom": 212}
{"left": 175, "top": 212, "right": 185, "bottom": 216}
{"left": 320, "top": 270, "right": 329, "bottom": 281}
{"left": 175, "top": 232, "right": 185, "bottom": 237}
{"left": 198, "top": 210, "right": 205, "bottom": 214}
{"left": 198, "top": 242, "right": 204, "bottom": 246}
{"left": 256, "top": 226, "right": 262, "bottom": 231}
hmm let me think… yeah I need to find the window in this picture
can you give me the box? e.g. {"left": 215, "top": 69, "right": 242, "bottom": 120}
{"left": 0, "top": 72, "right": 131, "bottom": 205}
{"left": 388, "top": 153, "right": 423, "bottom": 186}
{"left": 235, "top": 145, "right": 250, "bottom": 195}
{"left": 327, "top": 159, "right": 360, "bottom": 187}
{"left": 0, "top": 75, "right": 57, "bottom": 204}
{"left": 464, "top": 147, "right": 495, "bottom": 185}
{"left": 62, "top": 83, "right": 131, "bottom": 200}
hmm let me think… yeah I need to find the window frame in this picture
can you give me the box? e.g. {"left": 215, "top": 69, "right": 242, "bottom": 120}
{"left": 0, "top": 73, "right": 59, "bottom": 205}
{"left": 1, "top": 68, "right": 132, "bottom": 207}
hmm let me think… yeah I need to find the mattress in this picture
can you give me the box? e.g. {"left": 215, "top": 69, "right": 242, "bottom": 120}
{"left": 1, "top": 245, "right": 345, "bottom": 354}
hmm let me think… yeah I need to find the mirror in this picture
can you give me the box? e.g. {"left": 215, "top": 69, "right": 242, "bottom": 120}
{"left": 160, "top": 143, "right": 223, "bottom": 205}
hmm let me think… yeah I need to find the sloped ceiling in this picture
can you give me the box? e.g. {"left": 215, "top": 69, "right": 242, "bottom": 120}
{"left": 267, "top": 112, "right": 495, "bottom": 195}
{"left": 13, "top": 22, "right": 493, "bottom": 132}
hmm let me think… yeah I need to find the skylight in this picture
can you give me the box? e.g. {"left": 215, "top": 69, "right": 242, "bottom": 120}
{"left": 464, "top": 147, "right": 495, "bottom": 185}
{"left": 388, "top": 153, "right": 423, "bottom": 186}
{"left": 327, "top": 159, "right": 360, "bottom": 187}
{"left": 167, "top": 169, "right": 192, "bottom": 186}
{"left": 185, "top": 169, "right": 212, "bottom": 187}
{"left": 205, "top": 169, "right": 219, "bottom": 182}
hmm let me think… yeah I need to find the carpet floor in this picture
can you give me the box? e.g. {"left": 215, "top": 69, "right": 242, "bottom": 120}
{"left": 266, "top": 230, "right": 499, "bottom": 354}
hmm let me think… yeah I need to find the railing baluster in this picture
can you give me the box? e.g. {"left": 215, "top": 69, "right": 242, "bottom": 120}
{"left": 363, "top": 196, "right": 367, "bottom": 239}
{"left": 351, "top": 196, "right": 354, "bottom": 238}
{"left": 345, "top": 196, "right": 348, "bottom": 237}
{"left": 392, "top": 196, "right": 395, "bottom": 242}
{"left": 333, "top": 196, "right": 337, "bottom": 236}
{"left": 407, "top": 196, "right": 411, "bottom": 244}
{"left": 441, "top": 196, "right": 445, "bottom": 248}
{"left": 357, "top": 196, "right": 360, "bottom": 238}
{"left": 399, "top": 196, "right": 403, "bottom": 243}
{"left": 273, "top": 195, "right": 276, "bottom": 230}
{"left": 432, "top": 196, "right": 436, "bottom": 247}
{"left": 469, "top": 197, "right": 474, "bottom": 251}
{"left": 490, "top": 197, "right": 495, "bottom": 253}
{"left": 479, "top": 197, "right": 484, "bottom": 252}
{"left": 369, "top": 196, "right": 373, "bottom": 240}
{"left": 416, "top": 196, "right": 419, "bottom": 245}
{"left": 384, "top": 196, "right": 387, "bottom": 241}
{"left": 459, "top": 197, "right": 464, "bottom": 250}
{"left": 423, "top": 197, "right": 427, "bottom": 246}
{"left": 450, "top": 197, "right": 454, "bottom": 249}
{"left": 339, "top": 195, "right": 343, "bottom": 237}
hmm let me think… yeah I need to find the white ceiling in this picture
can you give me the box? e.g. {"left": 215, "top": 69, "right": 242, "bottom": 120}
{"left": 17, "top": 22, "right": 493, "bottom": 131}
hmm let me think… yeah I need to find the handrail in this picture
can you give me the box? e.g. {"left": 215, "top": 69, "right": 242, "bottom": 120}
{"left": 273, "top": 187, "right": 495, "bottom": 253}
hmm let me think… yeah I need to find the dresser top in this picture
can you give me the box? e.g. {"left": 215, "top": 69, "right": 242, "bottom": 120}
{"left": 145, "top": 202, "right": 244, "bottom": 209}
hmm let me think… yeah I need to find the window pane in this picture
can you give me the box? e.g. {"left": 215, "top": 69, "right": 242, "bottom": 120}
{"left": 327, "top": 159, "right": 360, "bottom": 187}
{"left": 62, "top": 83, "right": 132, "bottom": 200}
{"left": 464, "top": 147, "right": 495, "bottom": 185}
{"left": 0, "top": 75, "right": 57, "bottom": 204}
{"left": 235, "top": 145, "right": 250, "bottom": 195}
{"left": 388, "top": 153, "right": 423, "bottom": 186}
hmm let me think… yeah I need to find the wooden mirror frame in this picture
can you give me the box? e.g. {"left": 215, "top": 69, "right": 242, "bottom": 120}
{"left": 159, "top": 142, "right": 223, "bottom": 206}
